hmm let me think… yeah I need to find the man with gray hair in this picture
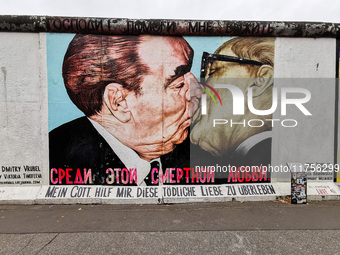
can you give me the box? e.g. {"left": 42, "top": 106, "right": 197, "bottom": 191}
{"left": 191, "top": 37, "right": 275, "bottom": 177}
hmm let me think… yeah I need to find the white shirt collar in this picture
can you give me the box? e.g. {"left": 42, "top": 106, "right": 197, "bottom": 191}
{"left": 88, "top": 118, "right": 161, "bottom": 185}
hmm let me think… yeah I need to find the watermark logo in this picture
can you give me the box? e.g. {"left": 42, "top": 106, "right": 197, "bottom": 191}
{"left": 200, "top": 84, "right": 312, "bottom": 116}
{"left": 198, "top": 83, "right": 222, "bottom": 115}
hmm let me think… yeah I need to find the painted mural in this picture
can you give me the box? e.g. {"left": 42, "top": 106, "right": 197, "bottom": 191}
{"left": 48, "top": 34, "right": 273, "bottom": 190}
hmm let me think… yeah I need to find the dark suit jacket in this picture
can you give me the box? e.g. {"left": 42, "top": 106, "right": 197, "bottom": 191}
{"left": 189, "top": 135, "right": 272, "bottom": 184}
{"left": 49, "top": 117, "right": 190, "bottom": 185}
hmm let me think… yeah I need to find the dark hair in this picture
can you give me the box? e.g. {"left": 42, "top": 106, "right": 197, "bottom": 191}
{"left": 62, "top": 34, "right": 150, "bottom": 116}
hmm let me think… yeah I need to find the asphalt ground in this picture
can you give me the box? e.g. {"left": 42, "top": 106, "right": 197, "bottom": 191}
{"left": 1, "top": 200, "right": 340, "bottom": 254}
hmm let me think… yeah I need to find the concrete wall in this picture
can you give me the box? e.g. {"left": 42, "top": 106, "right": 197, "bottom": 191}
{"left": 272, "top": 38, "right": 336, "bottom": 182}
{"left": 0, "top": 33, "right": 48, "bottom": 186}
{"left": 0, "top": 17, "right": 339, "bottom": 203}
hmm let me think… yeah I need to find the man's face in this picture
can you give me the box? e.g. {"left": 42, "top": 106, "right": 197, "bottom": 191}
{"left": 190, "top": 44, "right": 257, "bottom": 156}
{"left": 124, "top": 36, "right": 201, "bottom": 157}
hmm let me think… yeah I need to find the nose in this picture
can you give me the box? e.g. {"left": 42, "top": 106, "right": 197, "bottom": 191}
{"left": 184, "top": 72, "right": 204, "bottom": 118}
{"left": 184, "top": 72, "right": 204, "bottom": 101}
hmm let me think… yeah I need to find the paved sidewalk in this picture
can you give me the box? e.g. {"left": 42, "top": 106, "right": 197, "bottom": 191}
{"left": 1, "top": 201, "right": 340, "bottom": 254}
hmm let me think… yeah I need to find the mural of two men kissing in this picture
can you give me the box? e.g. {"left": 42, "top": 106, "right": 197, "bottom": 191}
{"left": 48, "top": 34, "right": 274, "bottom": 186}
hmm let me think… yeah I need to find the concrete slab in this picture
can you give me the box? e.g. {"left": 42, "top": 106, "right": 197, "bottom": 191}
{"left": 0, "top": 233, "right": 57, "bottom": 255}
{"left": 1, "top": 201, "right": 340, "bottom": 234}
{"left": 1, "top": 231, "right": 340, "bottom": 255}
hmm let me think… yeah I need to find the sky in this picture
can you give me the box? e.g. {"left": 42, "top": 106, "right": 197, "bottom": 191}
{"left": 0, "top": 0, "right": 339, "bottom": 23}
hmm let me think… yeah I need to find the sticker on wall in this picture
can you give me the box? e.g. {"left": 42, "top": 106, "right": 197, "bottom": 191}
{"left": 290, "top": 163, "right": 307, "bottom": 204}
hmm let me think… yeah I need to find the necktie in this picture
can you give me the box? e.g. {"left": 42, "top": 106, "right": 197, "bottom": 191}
{"left": 144, "top": 161, "right": 160, "bottom": 186}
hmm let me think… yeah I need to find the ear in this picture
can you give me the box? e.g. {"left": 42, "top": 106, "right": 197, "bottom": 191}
{"left": 103, "top": 83, "right": 131, "bottom": 123}
{"left": 250, "top": 65, "right": 274, "bottom": 97}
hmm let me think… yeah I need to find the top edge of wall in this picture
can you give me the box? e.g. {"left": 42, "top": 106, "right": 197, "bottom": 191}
{"left": 0, "top": 15, "right": 339, "bottom": 38}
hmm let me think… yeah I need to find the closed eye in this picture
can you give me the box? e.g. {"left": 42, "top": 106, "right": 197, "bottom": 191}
{"left": 171, "top": 79, "right": 185, "bottom": 89}
{"left": 176, "top": 82, "right": 185, "bottom": 89}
